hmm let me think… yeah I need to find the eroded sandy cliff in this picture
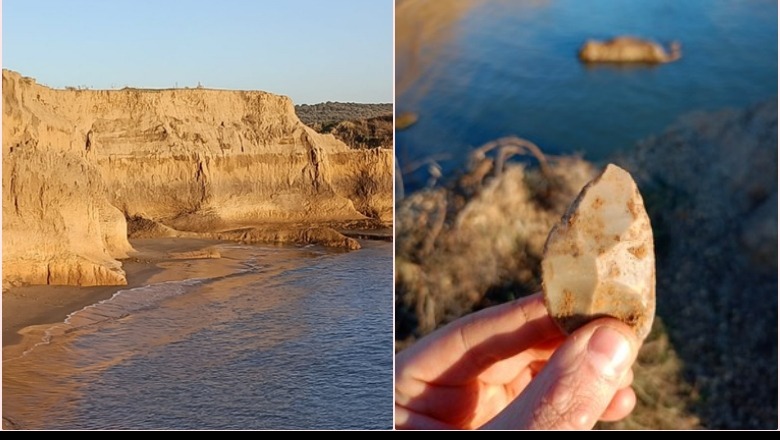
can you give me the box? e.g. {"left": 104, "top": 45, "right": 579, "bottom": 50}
{"left": 2, "top": 70, "right": 392, "bottom": 286}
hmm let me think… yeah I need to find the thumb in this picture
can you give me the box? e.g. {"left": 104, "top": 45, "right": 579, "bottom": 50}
{"left": 483, "top": 319, "right": 639, "bottom": 430}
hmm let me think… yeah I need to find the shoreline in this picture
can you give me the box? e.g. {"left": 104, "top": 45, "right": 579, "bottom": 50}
{"left": 3, "top": 236, "right": 392, "bottom": 430}
{"left": 2, "top": 238, "right": 227, "bottom": 349}
{"left": 2, "top": 261, "right": 158, "bottom": 348}
{"left": 2, "top": 233, "right": 391, "bottom": 349}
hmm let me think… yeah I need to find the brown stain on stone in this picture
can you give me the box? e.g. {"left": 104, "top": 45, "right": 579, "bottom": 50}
{"left": 591, "top": 196, "right": 604, "bottom": 210}
{"left": 623, "top": 312, "right": 642, "bottom": 328}
{"left": 560, "top": 288, "right": 575, "bottom": 317}
{"left": 566, "top": 211, "right": 578, "bottom": 226}
{"left": 591, "top": 283, "right": 648, "bottom": 337}
{"left": 628, "top": 244, "right": 648, "bottom": 259}
{"left": 568, "top": 240, "right": 581, "bottom": 257}
{"left": 627, "top": 197, "right": 640, "bottom": 219}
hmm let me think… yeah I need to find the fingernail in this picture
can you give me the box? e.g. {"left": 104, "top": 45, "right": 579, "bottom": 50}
{"left": 587, "top": 326, "right": 632, "bottom": 379}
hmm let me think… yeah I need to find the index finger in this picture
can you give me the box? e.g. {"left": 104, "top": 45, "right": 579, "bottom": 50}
{"left": 396, "top": 293, "right": 563, "bottom": 386}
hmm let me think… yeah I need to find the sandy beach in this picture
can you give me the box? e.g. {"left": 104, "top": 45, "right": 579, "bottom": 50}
{"left": 2, "top": 237, "right": 248, "bottom": 430}
{"left": 2, "top": 238, "right": 231, "bottom": 350}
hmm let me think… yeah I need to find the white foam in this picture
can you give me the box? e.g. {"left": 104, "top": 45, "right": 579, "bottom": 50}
{"left": 5, "top": 277, "right": 208, "bottom": 363}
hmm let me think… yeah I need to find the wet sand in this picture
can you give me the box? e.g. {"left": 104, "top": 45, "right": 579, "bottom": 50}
{"left": 2, "top": 238, "right": 227, "bottom": 348}
{"left": 2, "top": 237, "right": 274, "bottom": 430}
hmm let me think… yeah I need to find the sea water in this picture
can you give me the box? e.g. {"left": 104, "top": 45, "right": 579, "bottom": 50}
{"left": 396, "top": 0, "right": 778, "bottom": 190}
{"left": 3, "top": 241, "right": 392, "bottom": 430}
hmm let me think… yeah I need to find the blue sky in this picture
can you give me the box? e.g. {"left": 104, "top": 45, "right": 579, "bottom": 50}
{"left": 2, "top": 0, "right": 393, "bottom": 103}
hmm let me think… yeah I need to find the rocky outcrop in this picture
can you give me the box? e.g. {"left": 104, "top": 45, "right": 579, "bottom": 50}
{"left": 2, "top": 70, "right": 392, "bottom": 286}
{"left": 579, "top": 37, "right": 681, "bottom": 64}
{"left": 2, "top": 147, "right": 132, "bottom": 286}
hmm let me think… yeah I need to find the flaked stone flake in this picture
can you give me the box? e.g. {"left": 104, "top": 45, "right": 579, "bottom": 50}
{"left": 542, "top": 164, "right": 655, "bottom": 340}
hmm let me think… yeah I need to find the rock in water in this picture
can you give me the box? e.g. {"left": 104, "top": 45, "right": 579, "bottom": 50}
{"left": 542, "top": 164, "right": 655, "bottom": 339}
{"left": 578, "top": 37, "right": 681, "bottom": 64}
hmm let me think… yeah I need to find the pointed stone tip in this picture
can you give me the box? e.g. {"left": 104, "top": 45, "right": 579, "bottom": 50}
{"left": 601, "top": 163, "right": 631, "bottom": 179}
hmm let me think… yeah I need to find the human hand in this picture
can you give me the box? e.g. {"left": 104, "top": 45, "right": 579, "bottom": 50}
{"left": 395, "top": 293, "right": 640, "bottom": 430}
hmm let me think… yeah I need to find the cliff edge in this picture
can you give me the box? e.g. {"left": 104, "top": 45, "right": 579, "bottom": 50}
{"left": 2, "top": 70, "right": 393, "bottom": 286}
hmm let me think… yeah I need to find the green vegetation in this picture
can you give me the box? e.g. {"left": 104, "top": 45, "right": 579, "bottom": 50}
{"left": 295, "top": 102, "right": 392, "bottom": 150}
{"left": 295, "top": 102, "right": 391, "bottom": 127}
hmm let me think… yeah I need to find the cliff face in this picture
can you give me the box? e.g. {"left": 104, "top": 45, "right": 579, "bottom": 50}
{"left": 2, "top": 70, "right": 393, "bottom": 286}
